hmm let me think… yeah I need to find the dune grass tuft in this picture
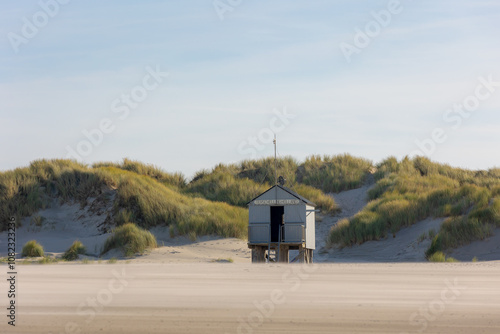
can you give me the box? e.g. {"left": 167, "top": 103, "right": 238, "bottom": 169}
{"left": 62, "top": 240, "right": 87, "bottom": 261}
{"left": 425, "top": 234, "right": 443, "bottom": 259}
{"left": 22, "top": 240, "right": 44, "bottom": 258}
{"left": 102, "top": 223, "right": 157, "bottom": 257}
{"left": 428, "top": 251, "right": 459, "bottom": 262}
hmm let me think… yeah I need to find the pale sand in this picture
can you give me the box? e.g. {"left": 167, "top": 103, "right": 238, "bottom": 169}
{"left": 2, "top": 262, "right": 500, "bottom": 334}
{"left": 132, "top": 234, "right": 251, "bottom": 263}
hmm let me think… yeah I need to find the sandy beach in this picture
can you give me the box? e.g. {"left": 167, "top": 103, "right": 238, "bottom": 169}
{"left": 2, "top": 262, "right": 500, "bottom": 334}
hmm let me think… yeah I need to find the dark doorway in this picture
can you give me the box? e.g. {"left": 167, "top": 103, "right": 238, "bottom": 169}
{"left": 270, "top": 206, "right": 284, "bottom": 242}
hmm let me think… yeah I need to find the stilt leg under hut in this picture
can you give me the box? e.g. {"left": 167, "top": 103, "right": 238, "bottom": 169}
{"left": 251, "top": 246, "right": 266, "bottom": 263}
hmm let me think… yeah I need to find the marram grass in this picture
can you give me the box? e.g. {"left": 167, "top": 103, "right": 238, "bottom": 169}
{"left": 21, "top": 240, "right": 44, "bottom": 258}
{"left": 102, "top": 223, "right": 157, "bottom": 257}
{"left": 62, "top": 240, "right": 86, "bottom": 261}
{"left": 428, "top": 251, "right": 459, "bottom": 262}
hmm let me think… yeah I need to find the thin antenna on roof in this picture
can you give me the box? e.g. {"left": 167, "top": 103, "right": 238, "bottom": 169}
{"left": 273, "top": 134, "right": 277, "bottom": 186}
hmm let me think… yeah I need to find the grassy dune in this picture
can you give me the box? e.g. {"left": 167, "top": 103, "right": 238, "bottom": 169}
{"left": 0, "top": 159, "right": 106, "bottom": 225}
{"left": 0, "top": 159, "right": 247, "bottom": 239}
{"left": 328, "top": 156, "right": 500, "bottom": 258}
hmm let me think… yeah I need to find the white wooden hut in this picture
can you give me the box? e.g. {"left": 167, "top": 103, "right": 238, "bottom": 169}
{"left": 247, "top": 184, "right": 315, "bottom": 263}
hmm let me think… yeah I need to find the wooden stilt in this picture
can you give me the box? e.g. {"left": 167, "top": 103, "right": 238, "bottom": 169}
{"left": 298, "top": 245, "right": 306, "bottom": 263}
{"left": 279, "top": 245, "right": 289, "bottom": 263}
{"left": 252, "top": 246, "right": 266, "bottom": 263}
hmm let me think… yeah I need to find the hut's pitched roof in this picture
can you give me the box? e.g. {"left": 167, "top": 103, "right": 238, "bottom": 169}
{"left": 247, "top": 184, "right": 316, "bottom": 206}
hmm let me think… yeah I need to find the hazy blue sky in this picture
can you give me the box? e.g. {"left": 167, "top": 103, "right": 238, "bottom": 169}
{"left": 2, "top": 0, "right": 499, "bottom": 178}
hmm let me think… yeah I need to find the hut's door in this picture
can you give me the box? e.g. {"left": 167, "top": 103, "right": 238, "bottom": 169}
{"left": 270, "top": 206, "right": 284, "bottom": 242}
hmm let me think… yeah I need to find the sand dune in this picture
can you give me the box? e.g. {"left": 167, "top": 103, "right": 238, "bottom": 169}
{"left": 2, "top": 176, "right": 499, "bottom": 263}
{"left": 315, "top": 179, "right": 445, "bottom": 263}
{"left": 315, "top": 178, "right": 500, "bottom": 263}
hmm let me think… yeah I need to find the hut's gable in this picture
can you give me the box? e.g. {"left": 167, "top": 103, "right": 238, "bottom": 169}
{"left": 248, "top": 185, "right": 315, "bottom": 206}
